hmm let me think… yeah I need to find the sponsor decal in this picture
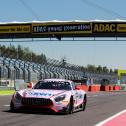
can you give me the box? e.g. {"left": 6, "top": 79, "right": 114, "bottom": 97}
{"left": 28, "top": 92, "right": 52, "bottom": 97}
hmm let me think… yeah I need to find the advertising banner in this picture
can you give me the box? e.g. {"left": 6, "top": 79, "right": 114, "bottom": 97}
{"left": 32, "top": 22, "right": 92, "bottom": 34}
{"left": 0, "top": 25, "right": 31, "bottom": 34}
{"left": 0, "top": 21, "right": 126, "bottom": 38}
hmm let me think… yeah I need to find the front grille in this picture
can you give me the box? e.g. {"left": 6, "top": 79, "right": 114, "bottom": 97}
{"left": 21, "top": 98, "right": 53, "bottom": 106}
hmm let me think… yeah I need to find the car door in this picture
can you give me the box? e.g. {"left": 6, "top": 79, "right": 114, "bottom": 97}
{"left": 74, "top": 85, "right": 83, "bottom": 105}
{"left": 71, "top": 82, "right": 79, "bottom": 105}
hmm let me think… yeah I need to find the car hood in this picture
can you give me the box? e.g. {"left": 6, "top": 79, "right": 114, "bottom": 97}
{"left": 18, "top": 89, "right": 69, "bottom": 99}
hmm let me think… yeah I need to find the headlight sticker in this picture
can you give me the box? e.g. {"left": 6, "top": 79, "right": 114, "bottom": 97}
{"left": 15, "top": 93, "right": 22, "bottom": 103}
{"left": 55, "top": 94, "right": 66, "bottom": 102}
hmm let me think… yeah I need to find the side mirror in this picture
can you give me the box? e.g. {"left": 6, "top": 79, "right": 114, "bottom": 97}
{"left": 27, "top": 85, "right": 32, "bottom": 89}
{"left": 75, "top": 85, "right": 81, "bottom": 90}
{"left": 27, "top": 82, "right": 33, "bottom": 89}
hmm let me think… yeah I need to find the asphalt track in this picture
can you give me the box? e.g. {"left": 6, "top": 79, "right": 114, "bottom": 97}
{"left": 0, "top": 91, "right": 126, "bottom": 126}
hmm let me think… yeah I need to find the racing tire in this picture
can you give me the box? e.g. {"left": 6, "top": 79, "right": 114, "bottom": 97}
{"left": 67, "top": 97, "right": 74, "bottom": 114}
{"left": 82, "top": 95, "right": 87, "bottom": 111}
{"left": 10, "top": 101, "right": 16, "bottom": 112}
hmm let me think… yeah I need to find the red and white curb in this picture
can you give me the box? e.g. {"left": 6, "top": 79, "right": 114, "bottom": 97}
{"left": 95, "top": 109, "right": 126, "bottom": 126}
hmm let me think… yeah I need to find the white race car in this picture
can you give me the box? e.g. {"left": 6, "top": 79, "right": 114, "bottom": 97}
{"left": 10, "top": 79, "right": 87, "bottom": 114}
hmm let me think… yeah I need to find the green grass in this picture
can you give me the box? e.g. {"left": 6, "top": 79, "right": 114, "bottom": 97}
{"left": 0, "top": 90, "right": 15, "bottom": 95}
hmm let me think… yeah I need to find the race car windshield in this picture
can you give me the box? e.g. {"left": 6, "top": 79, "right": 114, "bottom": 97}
{"left": 34, "top": 81, "right": 72, "bottom": 90}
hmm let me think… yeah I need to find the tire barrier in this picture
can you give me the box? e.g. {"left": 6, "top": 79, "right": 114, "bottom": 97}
{"left": 80, "top": 85, "right": 89, "bottom": 92}
{"left": 89, "top": 85, "right": 100, "bottom": 92}
{"left": 79, "top": 85, "right": 121, "bottom": 92}
{"left": 100, "top": 85, "right": 121, "bottom": 91}
{"left": 100, "top": 85, "right": 110, "bottom": 91}
{"left": 113, "top": 85, "right": 121, "bottom": 91}
{"left": 76, "top": 85, "right": 89, "bottom": 91}
{"left": 109, "top": 85, "right": 114, "bottom": 91}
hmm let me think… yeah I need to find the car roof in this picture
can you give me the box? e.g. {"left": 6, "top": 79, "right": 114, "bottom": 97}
{"left": 42, "top": 78, "right": 73, "bottom": 83}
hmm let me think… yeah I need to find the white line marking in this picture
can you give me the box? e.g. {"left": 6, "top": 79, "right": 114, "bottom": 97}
{"left": 95, "top": 109, "right": 126, "bottom": 126}
{"left": 88, "top": 91, "right": 125, "bottom": 98}
{"left": 93, "top": 94, "right": 98, "bottom": 97}
{"left": 0, "top": 94, "right": 12, "bottom": 96}
{"left": 3, "top": 104, "right": 10, "bottom": 107}
{"left": 87, "top": 96, "right": 91, "bottom": 98}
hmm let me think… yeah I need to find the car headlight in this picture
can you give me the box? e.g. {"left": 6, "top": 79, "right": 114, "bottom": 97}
{"left": 55, "top": 94, "right": 66, "bottom": 102}
{"left": 15, "top": 92, "right": 22, "bottom": 103}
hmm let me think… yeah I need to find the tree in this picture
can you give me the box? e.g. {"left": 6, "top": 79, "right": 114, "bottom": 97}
{"left": 0, "top": 45, "right": 6, "bottom": 57}
{"left": 96, "top": 65, "right": 102, "bottom": 73}
{"left": 109, "top": 68, "right": 113, "bottom": 74}
{"left": 103, "top": 66, "right": 109, "bottom": 73}
{"left": 87, "top": 64, "right": 96, "bottom": 73}
{"left": 17, "top": 45, "right": 25, "bottom": 60}
{"left": 114, "top": 69, "right": 118, "bottom": 74}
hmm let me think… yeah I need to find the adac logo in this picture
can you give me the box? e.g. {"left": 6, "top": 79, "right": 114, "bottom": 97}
{"left": 93, "top": 23, "right": 116, "bottom": 32}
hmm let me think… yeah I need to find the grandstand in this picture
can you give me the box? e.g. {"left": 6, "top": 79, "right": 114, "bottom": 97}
{"left": 0, "top": 56, "right": 118, "bottom": 87}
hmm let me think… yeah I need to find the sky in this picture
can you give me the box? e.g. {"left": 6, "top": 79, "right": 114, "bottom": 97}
{"left": 0, "top": 0, "right": 126, "bottom": 70}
